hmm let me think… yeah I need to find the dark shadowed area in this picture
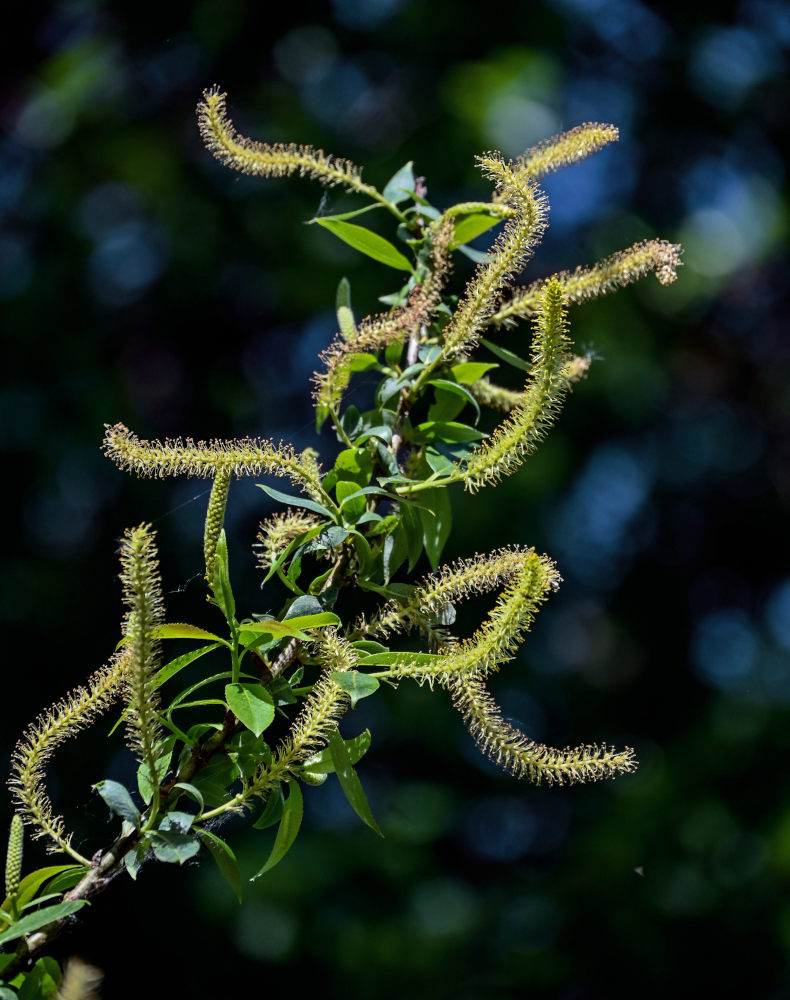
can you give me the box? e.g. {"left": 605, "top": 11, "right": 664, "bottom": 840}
{"left": 1, "top": 0, "right": 788, "bottom": 996}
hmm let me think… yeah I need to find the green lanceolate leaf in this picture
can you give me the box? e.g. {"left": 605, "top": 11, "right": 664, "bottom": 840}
{"left": 418, "top": 486, "right": 453, "bottom": 570}
{"left": 199, "top": 830, "right": 243, "bottom": 903}
{"left": 225, "top": 683, "right": 275, "bottom": 738}
{"left": 450, "top": 209, "right": 505, "bottom": 248}
{"left": 314, "top": 217, "right": 413, "bottom": 271}
{"left": 330, "top": 670, "right": 380, "bottom": 708}
{"left": 411, "top": 420, "right": 487, "bottom": 444}
{"left": 257, "top": 483, "right": 335, "bottom": 519}
{"left": 427, "top": 380, "right": 481, "bottom": 423}
{"left": 480, "top": 337, "right": 531, "bottom": 371}
{"left": 302, "top": 729, "right": 372, "bottom": 775}
{"left": 212, "top": 536, "right": 236, "bottom": 623}
{"left": 93, "top": 780, "right": 141, "bottom": 826}
{"left": 0, "top": 900, "right": 87, "bottom": 947}
{"left": 382, "top": 160, "right": 415, "bottom": 204}
{"left": 0, "top": 866, "right": 83, "bottom": 930}
{"left": 358, "top": 651, "right": 445, "bottom": 668}
{"left": 252, "top": 787, "right": 284, "bottom": 830}
{"left": 252, "top": 780, "right": 303, "bottom": 879}
{"left": 327, "top": 728, "right": 383, "bottom": 836}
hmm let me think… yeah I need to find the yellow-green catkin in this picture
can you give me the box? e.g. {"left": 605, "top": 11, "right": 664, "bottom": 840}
{"left": 491, "top": 238, "right": 683, "bottom": 327}
{"left": 204, "top": 468, "right": 231, "bottom": 583}
{"left": 462, "top": 277, "right": 571, "bottom": 491}
{"left": 450, "top": 673, "right": 636, "bottom": 785}
{"left": 9, "top": 656, "right": 126, "bottom": 860}
{"left": 255, "top": 511, "right": 321, "bottom": 571}
{"left": 103, "top": 422, "right": 324, "bottom": 501}
{"left": 510, "top": 122, "right": 619, "bottom": 180}
{"left": 198, "top": 87, "right": 376, "bottom": 199}
{"left": 5, "top": 815, "right": 23, "bottom": 901}
{"left": 119, "top": 524, "right": 165, "bottom": 788}
{"left": 439, "top": 155, "right": 548, "bottom": 361}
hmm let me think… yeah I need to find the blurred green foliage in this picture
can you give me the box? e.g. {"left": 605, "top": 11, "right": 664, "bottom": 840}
{"left": 1, "top": 0, "right": 788, "bottom": 995}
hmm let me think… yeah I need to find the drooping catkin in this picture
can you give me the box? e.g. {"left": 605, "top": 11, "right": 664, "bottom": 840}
{"left": 461, "top": 276, "right": 571, "bottom": 491}
{"left": 9, "top": 656, "right": 126, "bottom": 860}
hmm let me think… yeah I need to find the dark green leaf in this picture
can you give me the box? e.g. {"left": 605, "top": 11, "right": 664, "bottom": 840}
{"left": 171, "top": 782, "right": 204, "bottom": 815}
{"left": 123, "top": 842, "right": 147, "bottom": 881}
{"left": 334, "top": 447, "right": 373, "bottom": 487}
{"left": 382, "top": 161, "right": 415, "bottom": 204}
{"left": 252, "top": 787, "right": 284, "bottom": 830}
{"left": 327, "top": 729, "right": 383, "bottom": 836}
{"left": 331, "top": 670, "right": 380, "bottom": 707}
{"left": 191, "top": 756, "right": 238, "bottom": 810}
{"left": 257, "top": 483, "right": 334, "bottom": 518}
{"left": 302, "top": 729, "right": 372, "bottom": 775}
{"left": 284, "top": 595, "right": 323, "bottom": 619}
{"left": 225, "top": 683, "right": 275, "bottom": 738}
{"left": 418, "top": 486, "right": 452, "bottom": 570}
{"left": 159, "top": 811, "right": 195, "bottom": 835}
{"left": 93, "top": 780, "right": 140, "bottom": 826}
{"left": 310, "top": 203, "right": 383, "bottom": 223}
{"left": 199, "top": 831, "right": 243, "bottom": 903}
{"left": 314, "top": 217, "right": 413, "bottom": 271}
{"left": 38, "top": 867, "right": 86, "bottom": 897}
{"left": 0, "top": 901, "right": 87, "bottom": 947}
{"left": 137, "top": 737, "right": 175, "bottom": 805}
{"left": 351, "top": 641, "right": 389, "bottom": 655}
{"left": 427, "top": 380, "right": 481, "bottom": 423}
{"left": 251, "top": 780, "right": 303, "bottom": 878}
{"left": 151, "top": 830, "right": 200, "bottom": 864}
{"left": 480, "top": 337, "right": 531, "bottom": 371}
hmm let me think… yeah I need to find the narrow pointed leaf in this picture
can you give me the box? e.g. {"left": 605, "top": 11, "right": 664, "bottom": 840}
{"left": 302, "top": 729, "right": 372, "bottom": 775}
{"left": 252, "top": 780, "right": 303, "bottom": 878}
{"left": 314, "top": 217, "right": 413, "bottom": 271}
{"left": 0, "top": 900, "right": 87, "bottom": 947}
{"left": 480, "top": 337, "right": 531, "bottom": 371}
{"left": 257, "top": 483, "right": 334, "bottom": 518}
{"left": 154, "top": 623, "right": 224, "bottom": 642}
{"left": 199, "top": 830, "right": 243, "bottom": 903}
{"left": 327, "top": 728, "right": 383, "bottom": 836}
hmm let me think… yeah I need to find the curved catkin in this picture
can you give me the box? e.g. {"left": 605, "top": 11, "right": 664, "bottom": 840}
{"left": 373, "top": 548, "right": 560, "bottom": 686}
{"left": 439, "top": 155, "right": 548, "bottom": 361}
{"left": 450, "top": 673, "right": 636, "bottom": 785}
{"left": 462, "top": 277, "right": 571, "bottom": 491}
{"left": 119, "top": 524, "right": 165, "bottom": 788}
{"left": 368, "top": 546, "right": 540, "bottom": 638}
{"left": 102, "top": 422, "right": 324, "bottom": 502}
{"left": 9, "top": 656, "right": 126, "bottom": 861}
{"left": 491, "top": 239, "right": 683, "bottom": 327}
{"left": 255, "top": 511, "right": 321, "bottom": 572}
{"left": 509, "top": 122, "right": 619, "bottom": 180}
{"left": 197, "top": 87, "right": 376, "bottom": 199}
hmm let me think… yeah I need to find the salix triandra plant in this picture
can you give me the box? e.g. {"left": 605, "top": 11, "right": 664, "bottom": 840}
{"left": 1, "top": 88, "right": 681, "bottom": 992}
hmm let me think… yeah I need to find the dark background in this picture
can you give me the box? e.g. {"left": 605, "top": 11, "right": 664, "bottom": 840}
{"left": 2, "top": 0, "right": 789, "bottom": 996}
